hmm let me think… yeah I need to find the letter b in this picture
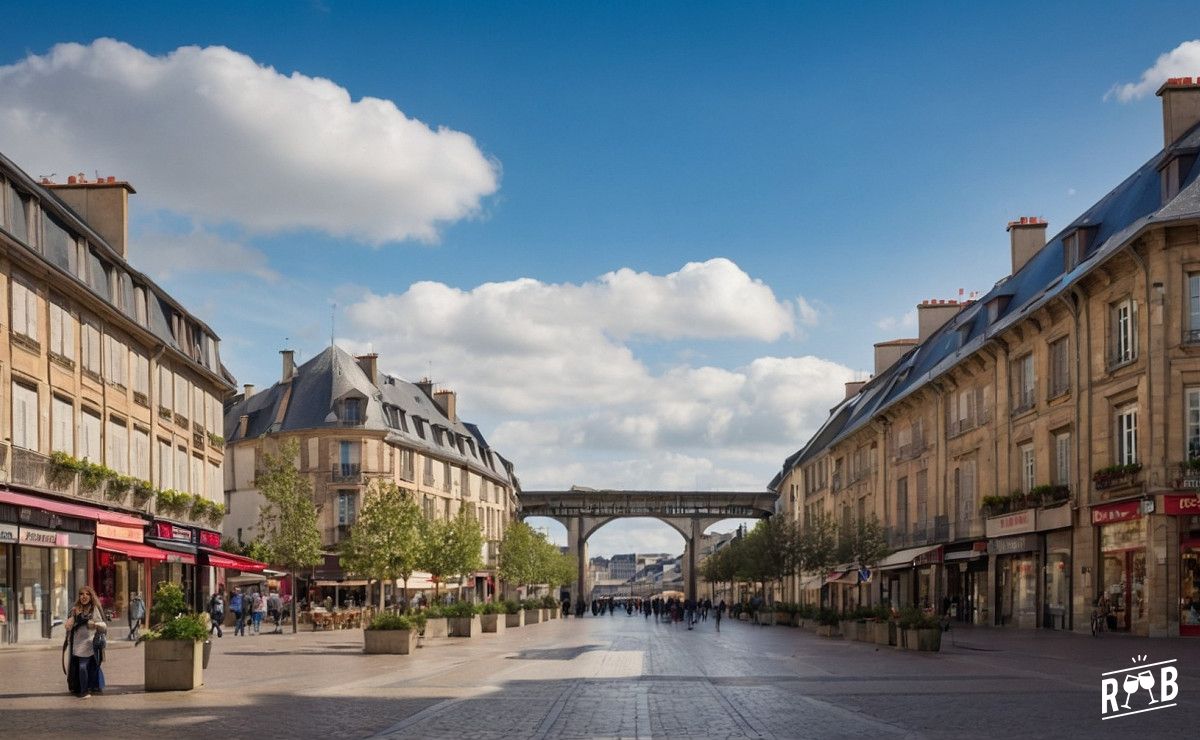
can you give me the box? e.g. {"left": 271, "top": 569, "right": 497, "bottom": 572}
{"left": 1160, "top": 666, "right": 1179, "bottom": 702}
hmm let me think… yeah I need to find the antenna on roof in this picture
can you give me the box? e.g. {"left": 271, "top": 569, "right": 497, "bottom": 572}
{"left": 330, "top": 303, "right": 336, "bottom": 348}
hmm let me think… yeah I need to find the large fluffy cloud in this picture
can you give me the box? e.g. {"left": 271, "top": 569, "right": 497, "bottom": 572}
{"left": 0, "top": 39, "right": 498, "bottom": 243}
{"left": 341, "top": 259, "right": 856, "bottom": 490}
{"left": 1107, "top": 39, "right": 1200, "bottom": 103}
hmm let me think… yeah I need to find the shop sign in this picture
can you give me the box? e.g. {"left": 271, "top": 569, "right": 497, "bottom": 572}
{"left": 97, "top": 522, "right": 144, "bottom": 543}
{"left": 0, "top": 522, "right": 18, "bottom": 543}
{"left": 913, "top": 547, "right": 943, "bottom": 567}
{"left": 1163, "top": 494, "right": 1200, "bottom": 516}
{"left": 198, "top": 530, "right": 222, "bottom": 549}
{"left": 155, "top": 522, "right": 194, "bottom": 543}
{"left": 1091, "top": 500, "right": 1142, "bottom": 526}
{"left": 18, "top": 527, "right": 94, "bottom": 550}
{"left": 986, "top": 509, "right": 1035, "bottom": 537}
{"left": 988, "top": 534, "right": 1039, "bottom": 555}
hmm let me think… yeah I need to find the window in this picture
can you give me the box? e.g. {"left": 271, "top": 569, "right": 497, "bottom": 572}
{"left": 131, "top": 349, "right": 150, "bottom": 399}
{"left": 208, "top": 460, "right": 221, "bottom": 501}
{"left": 1020, "top": 444, "right": 1035, "bottom": 494}
{"left": 1012, "top": 354, "right": 1035, "bottom": 411}
{"left": 1188, "top": 388, "right": 1200, "bottom": 460}
{"left": 158, "top": 367, "right": 173, "bottom": 410}
{"left": 11, "top": 278, "right": 38, "bottom": 342}
{"left": 80, "top": 409, "right": 101, "bottom": 462}
{"left": 422, "top": 495, "right": 435, "bottom": 520}
{"left": 191, "top": 454, "right": 203, "bottom": 497}
{"left": 49, "top": 298, "right": 75, "bottom": 361}
{"left": 1054, "top": 432, "right": 1071, "bottom": 486}
{"left": 955, "top": 459, "right": 976, "bottom": 524}
{"left": 107, "top": 418, "right": 128, "bottom": 475}
{"left": 132, "top": 428, "right": 151, "bottom": 480}
{"left": 338, "top": 441, "right": 360, "bottom": 476}
{"left": 342, "top": 398, "right": 363, "bottom": 424}
{"left": 896, "top": 477, "right": 909, "bottom": 533}
{"left": 192, "top": 385, "right": 204, "bottom": 429}
{"left": 1110, "top": 298, "right": 1136, "bottom": 366}
{"left": 915, "top": 469, "right": 929, "bottom": 528}
{"left": 81, "top": 320, "right": 101, "bottom": 375}
{"left": 11, "top": 383, "right": 38, "bottom": 451}
{"left": 8, "top": 188, "right": 29, "bottom": 242}
{"left": 158, "top": 439, "right": 173, "bottom": 489}
{"left": 1048, "top": 337, "right": 1069, "bottom": 397}
{"left": 176, "top": 447, "right": 189, "bottom": 494}
{"left": 174, "top": 375, "right": 188, "bottom": 417}
{"left": 51, "top": 396, "right": 73, "bottom": 455}
{"left": 104, "top": 334, "right": 127, "bottom": 387}
{"left": 423, "top": 455, "right": 434, "bottom": 486}
{"left": 1116, "top": 405, "right": 1138, "bottom": 466}
{"left": 442, "top": 461, "right": 452, "bottom": 492}
{"left": 337, "top": 491, "right": 357, "bottom": 527}
{"left": 1189, "top": 274, "right": 1200, "bottom": 342}
{"left": 134, "top": 286, "right": 147, "bottom": 327}
{"left": 400, "top": 449, "right": 415, "bottom": 481}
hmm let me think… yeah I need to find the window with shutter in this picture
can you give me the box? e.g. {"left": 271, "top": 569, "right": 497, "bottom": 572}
{"left": 11, "top": 278, "right": 38, "bottom": 342}
{"left": 107, "top": 418, "right": 128, "bottom": 474}
{"left": 51, "top": 396, "right": 73, "bottom": 455}
{"left": 158, "top": 439, "right": 173, "bottom": 489}
{"left": 176, "top": 447, "right": 189, "bottom": 493}
{"left": 80, "top": 409, "right": 101, "bottom": 461}
{"left": 11, "top": 382, "right": 38, "bottom": 451}
{"left": 1054, "top": 432, "right": 1071, "bottom": 486}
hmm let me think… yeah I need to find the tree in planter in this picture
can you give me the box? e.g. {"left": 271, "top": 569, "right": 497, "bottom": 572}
{"left": 837, "top": 515, "right": 889, "bottom": 606}
{"left": 419, "top": 507, "right": 484, "bottom": 599}
{"left": 795, "top": 512, "right": 839, "bottom": 576}
{"left": 256, "top": 440, "right": 323, "bottom": 633}
{"left": 498, "top": 521, "right": 543, "bottom": 596}
{"left": 340, "top": 481, "right": 425, "bottom": 609}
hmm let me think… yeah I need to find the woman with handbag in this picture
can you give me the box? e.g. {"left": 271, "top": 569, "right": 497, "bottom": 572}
{"left": 63, "top": 586, "right": 107, "bottom": 698}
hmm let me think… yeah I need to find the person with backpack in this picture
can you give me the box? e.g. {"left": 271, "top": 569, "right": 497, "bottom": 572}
{"left": 230, "top": 588, "right": 245, "bottom": 636}
{"left": 63, "top": 586, "right": 107, "bottom": 698}
{"left": 208, "top": 591, "right": 225, "bottom": 638}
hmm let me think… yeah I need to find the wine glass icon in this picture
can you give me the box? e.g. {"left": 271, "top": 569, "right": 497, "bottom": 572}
{"left": 1138, "top": 669, "right": 1157, "bottom": 704}
{"left": 1121, "top": 673, "right": 1140, "bottom": 709}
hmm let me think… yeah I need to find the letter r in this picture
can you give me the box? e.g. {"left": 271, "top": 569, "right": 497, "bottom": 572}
{"left": 1160, "top": 666, "right": 1179, "bottom": 703}
{"left": 1101, "top": 678, "right": 1120, "bottom": 714}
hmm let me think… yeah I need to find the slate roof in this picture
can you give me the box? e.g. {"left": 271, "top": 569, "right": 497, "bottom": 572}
{"left": 224, "top": 345, "right": 516, "bottom": 487}
{"left": 772, "top": 121, "right": 1200, "bottom": 489}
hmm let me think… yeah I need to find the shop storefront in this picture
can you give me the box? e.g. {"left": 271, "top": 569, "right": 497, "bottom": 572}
{"left": 145, "top": 521, "right": 198, "bottom": 611}
{"left": 93, "top": 519, "right": 154, "bottom": 632}
{"left": 990, "top": 534, "right": 1039, "bottom": 628}
{"left": 943, "top": 542, "right": 987, "bottom": 624}
{"left": 1162, "top": 493, "right": 1200, "bottom": 636}
{"left": 876, "top": 545, "right": 942, "bottom": 611}
{"left": 1092, "top": 500, "right": 1148, "bottom": 634}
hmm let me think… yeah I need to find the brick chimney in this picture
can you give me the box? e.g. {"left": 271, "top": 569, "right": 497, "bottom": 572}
{"left": 873, "top": 338, "right": 917, "bottom": 376}
{"left": 434, "top": 389, "right": 457, "bottom": 422}
{"left": 917, "top": 299, "right": 963, "bottom": 342}
{"left": 844, "top": 380, "right": 866, "bottom": 399}
{"left": 1157, "top": 76, "right": 1200, "bottom": 146}
{"left": 243, "top": 383, "right": 255, "bottom": 399}
{"left": 45, "top": 174, "right": 135, "bottom": 259}
{"left": 415, "top": 378, "right": 435, "bottom": 401}
{"left": 356, "top": 353, "right": 378, "bottom": 382}
{"left": 280, "top": 349, "right": 295, "bottom": 382}
{"left": 1007, "top": 216, "right": 1048, "bottom": 274}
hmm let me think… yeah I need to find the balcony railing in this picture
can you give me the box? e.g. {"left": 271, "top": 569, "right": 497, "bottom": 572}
{"left": 331, "top": 463, "right": 363, "bottom": 483}
{"left": 1093, "top": 464, "right": 1142, "bottom": 492}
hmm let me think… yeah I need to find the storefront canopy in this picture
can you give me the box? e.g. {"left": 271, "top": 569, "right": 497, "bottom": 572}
{"left": 876, "top": 544, "right": 943, "bottom": 571}
{"left": 96, "top": 537, "right": 173, "bottom": 562}
{"left": 0, "top": 490, "right": 145, "bottom": 527}
{"left": 200, "top": 548, "right": 268, "bottom": 573}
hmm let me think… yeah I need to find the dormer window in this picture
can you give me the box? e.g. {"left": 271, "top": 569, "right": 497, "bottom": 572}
{"left": 1062, "top": 226, "right": 1097, "bottom": 272}
{"left": 1161, "top": 152, "right": 1197, "bottom": 204}
{"left": 342, "top": 398, "right": 363, "bottom": 424}
{"left": 986, "top": 295, "right": 1011, "bottom": 324}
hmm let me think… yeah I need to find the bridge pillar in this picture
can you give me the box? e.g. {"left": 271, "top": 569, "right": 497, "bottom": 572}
{"left": 563, "top": 517, "right": 588, "bottom": 602}
{"left": 687, "top": 518, "right": 701, "bottom": 602}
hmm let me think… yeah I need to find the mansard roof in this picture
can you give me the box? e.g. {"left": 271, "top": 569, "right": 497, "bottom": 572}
{"left": 223, "top": 344, "right": 516, "bottom": 487}
{"left": 776, "top": 121, "right": 1200, "bottom": 484}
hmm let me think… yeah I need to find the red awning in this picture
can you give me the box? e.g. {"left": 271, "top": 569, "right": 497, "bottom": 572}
{"left": 0, "top": 490, "right": 145, "bottom": 528}
{"left": 200, "top": 548, "right": 267, "bottom": 573}
{"left": 96, "top": 538, "right": 171, "bottom": 562}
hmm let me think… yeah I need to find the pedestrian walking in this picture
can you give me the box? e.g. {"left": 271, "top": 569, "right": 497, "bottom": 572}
{"left": 251, "top": 591, "right": 266, "bottom": 635}
{"left": 230, "top": 588, "right": 245, "bottom": 636}
{"left": 267, "top": 591, "right": 283, "bottom": 634}
{"left": 715, "top": 599, "right": 724, "bottom": 632}
{"left": 63, "top": 586, "right": 107, "bottom": 698}
{"left": 127, "top": 591, "right": 145, "bottom": 641}
{"left": 684, "top": 597, "right": 696, "bottom": 629}
{"left": 208, "top": 592, "right": 225, "bottom": 637}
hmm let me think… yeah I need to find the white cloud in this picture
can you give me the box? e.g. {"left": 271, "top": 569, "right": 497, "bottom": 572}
{"left": 795, "top": 295, "right": 820, "bottom": 327}
{"left": 1107, "top": 40, "right": 1200, "bottom": 103}
{"left": 0, "top": 39, "right": 498, "bottom": 243}
{"left": 132, "top": 227, "right": 278, "bottom": 282}
{"left": 875, "top": 309, "right": 917, "bottom": 332}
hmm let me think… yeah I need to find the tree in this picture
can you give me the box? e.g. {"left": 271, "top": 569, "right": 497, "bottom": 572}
{"left": 839, "top": 515, "right": 889, "bottom": 568}
{"left": 340, "top": 481, "right": 425, "bottom": 609}
{"left": 256, "top": 439, "right": 323, "bottom": 633}
{"left": 419, "top": 506, "right": 485, "bottom": 599}
{"left": 498, "top": 521, "right": 542, "bottom": 593}
{"left": 795, "top": 512, "right": 839, "bottom": 573}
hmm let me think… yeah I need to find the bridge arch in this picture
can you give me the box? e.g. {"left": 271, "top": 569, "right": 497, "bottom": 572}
{"left": 520, "top": 488, "right": 776, "bottom": 601}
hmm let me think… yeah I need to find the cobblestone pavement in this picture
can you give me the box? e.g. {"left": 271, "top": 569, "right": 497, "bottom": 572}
{"left": 2, "top": 614, "right": 1198, "bottom": 738}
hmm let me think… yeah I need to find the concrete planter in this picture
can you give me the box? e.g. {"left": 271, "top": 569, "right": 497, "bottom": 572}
{"left": 424, "top": 617, "right": 449, "bottom": 639}
{"left": 524, "top": 608, "right": 542, "bottom": 624}
{"left": 774, "top": 611, "right": 790, "bottom": 625}
{"left": 839, "top": 621, "right": 858, "bottom": 640}
{"left": 364, "top": 629, "right": 418, "bottom": 655}
{"left": 816, "top": 624, "right": 840, "bottom": 638}
{"left": 872, "top": 621, "right": 896, "bottom": 646}
{"left": 144, "top": 639, "right": 204, "bottom": 692}
{"left": 505, "top": 611, "right": 525, "bottom": 628}
{"left": 480, "top": 614, "right": 506, "bottom": 634}
{"left": 547, "top": 608, "right": 558, "bottom": 620}
{"left": 449, "top": 615, "right": 482, "bottom": 638}
{"left": 913, "top": 628, "right": 942, "bottom": 652}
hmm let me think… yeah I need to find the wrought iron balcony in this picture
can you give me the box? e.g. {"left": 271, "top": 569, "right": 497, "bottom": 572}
{"left": 331, "top": 463, "right": 363, "bottom": 483}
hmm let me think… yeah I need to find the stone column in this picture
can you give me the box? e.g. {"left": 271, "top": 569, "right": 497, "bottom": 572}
{"left": 687, "top": 518, "right": 701, "bottom": 602}
{"left": 565, "top": 517, "right": 587, "bottom": 602}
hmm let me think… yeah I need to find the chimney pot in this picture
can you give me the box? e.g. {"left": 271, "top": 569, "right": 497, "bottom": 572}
{"left": 355, "top": 353, "right": 379, "bottom": 383}
{"left": 67, "top": 175, "right": 77, "bottom": 185}
{"left": 1007, "top": 216, "right": 1048, "bottom": 273}
{"left": 1157, "top": 73, "right": 1200, "bottom": 146}
{"left": 44, "top": 174, "right": 136, "bottom": 259}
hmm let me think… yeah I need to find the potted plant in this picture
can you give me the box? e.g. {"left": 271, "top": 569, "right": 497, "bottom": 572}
{"left": 132, "top": 479, "right": 155, "bottom": 507}
{"left": 479, "top": 602, "right": 507, "bottom": 634}
{"left": 871, "top": 605, "right": 894, "bottom": 645}
{"left": 541, "top": 594, "right": 559, "bottom": 620}
{"left": 422, "top": 605, "right": 450, "bottom": 639}
{"left": 48, "top": 451, "right": 83, "bottom": 489}
{"left": 364, "top": 612, "right": 424, "bottom": 655}
{"left": 445, "top": 601, "right": 482, "bottom": 637}
{"left": 815, "top": 608, "right": 840, "bottom": 638}
{"left": 523, "top": 598, "right": 542, "bottom": 624}
{"left": 898, "top": 608, "right": 941, "bottom": 652}
{"left": 106, "top": 475, "right": 135, "bottom": 504}
{"left": 774, "top": 602, "right": 791, "bottom": 626}
{"left": 143, "top": 582, "right": 208, "bottom": 691}
{"left": 503, "top": 600, "right": 525, "bottom": 628}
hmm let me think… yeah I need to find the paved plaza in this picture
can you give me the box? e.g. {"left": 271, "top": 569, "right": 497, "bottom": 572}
{"left": 1, "top": 614, "right": 1198, "bottom": 738}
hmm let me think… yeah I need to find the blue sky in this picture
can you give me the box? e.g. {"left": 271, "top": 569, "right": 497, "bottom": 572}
{"left": 1, "top": 2, "right": 1195, "bottom": 555}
